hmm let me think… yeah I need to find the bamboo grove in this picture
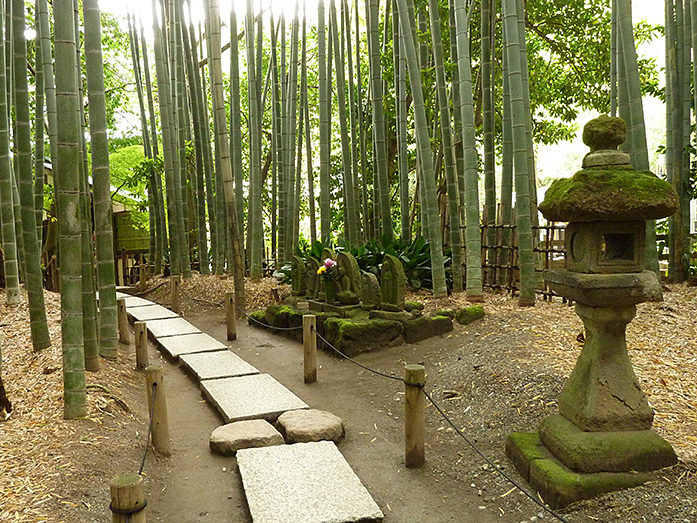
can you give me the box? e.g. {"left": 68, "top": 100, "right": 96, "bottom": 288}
{"left": 0, "top": 0, "right": 688, "bottom": 418}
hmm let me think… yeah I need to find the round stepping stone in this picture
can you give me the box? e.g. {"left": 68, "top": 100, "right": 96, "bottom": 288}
{"left": 276, "top": 409, "right": 345, "bottom": 444}
{"left": 210, "top": 419, "right": 284, "bottom": 456}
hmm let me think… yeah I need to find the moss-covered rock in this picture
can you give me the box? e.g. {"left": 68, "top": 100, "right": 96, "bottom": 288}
{"left": 455, "top": 305, "right": 485, "bottom": 325}
{"left": 582, "top": 114, "right": 626, "bottom": 151}
{"left": 248, "top": 310, "right": 269, "bottom": 329}
{"left": 431, "top": 308, "right": 456, "bottom": 319}
{"left": 322, "top": 317, "right": 403, "bottom": 357}
{"left": 264, "top": 305, "right": 297, "bottom": 329}
{"left": 404, "top": 301, "right": 424, "bottom": 312}
{"left": 539, "top": 168, "right": 679, "bottom": 222}
{"left": 337, "top": 290, "right": 360, "bottom": 305}
{"left": 404, "top": 315, "right": 453, "bottom": 343}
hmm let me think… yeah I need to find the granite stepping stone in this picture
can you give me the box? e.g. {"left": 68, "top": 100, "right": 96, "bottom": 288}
{"left": 237, "top": 441, "right": 384, "bottom": 523}
{"left": 180, "top": 350, "right": 259, "bottom": 381}
{"left": 117, "top": 295, "right": 153, "bottom": 308}
{"left": 276, "top": 409, "right": 345, "bottom": 444}
{"left": 128, "top": 304, "right": 179, "bottom": 322}
{"left": 209, "top": 420, "right": 284, "bottom": 456}
{"left": 156, "top": 332, "right": 227, "bottom": 359}
{"left": 146, "top": 317, "right": 200, "bottom": 338}
{"left": 201, "top": 374, "right": 308, "bottom": 423}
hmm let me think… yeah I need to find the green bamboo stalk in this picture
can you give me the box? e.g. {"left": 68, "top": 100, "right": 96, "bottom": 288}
{"left": 84, "top": 0, "right": 118, "bottom": 360}
{"left": 229, "top": 8, "right": 243, "bottom": 258}
{"left": 284, "top": 2, "right": 301, "bottom": 260}
{"left": 12, "top": 0, "right": 50, "bottom": 350}
{"left": 665, "top": 0, "right": 676, "bottom": 280}
{"left": 393, "top": 0, "right": 409, "bottom": 242}
{"left": 355, "top": 0, "right": 369, "bottom": 239}
{"left": 481, "top": 0, "right": 496, "bottom": 284}
{"left": 366, "top": 0, "right": 392, "bottom": 242}
{"left": 395, "top": 0, "right": 447, "bottom": 297}
{"left": 330, "top": 0, "right": 359, "bottom": 245}
{"left": 502, "top": 0, "right": 535, "bottom": 306}
{"left": 302, "top": 18, "right": 316, "bottom": 244}
{"left": 428, "top": 0, "right": 463, "bottom": 292}
{"left": 454, "top": 0, "right": 483, "bottom": 300}
{"left": 205, "top": 0, "right": 245, "bottom": 307}
{"left": 33, "top": 3, "right": 44, "bottom": 247}
{"left": 54, "top": 0, "right": 86, "bottom": 418}
{"left": 0, "top": 0, "right": 19, "bottom": 306}
{"left": 318, "top": 0, "right": 331, "bottom": 244}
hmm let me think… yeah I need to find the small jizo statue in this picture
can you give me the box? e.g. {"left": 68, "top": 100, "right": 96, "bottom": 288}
{"left": 380, "top": 254, "right": 406, "bottom": 312}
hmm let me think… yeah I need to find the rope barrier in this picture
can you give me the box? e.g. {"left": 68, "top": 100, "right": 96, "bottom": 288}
{"left": 139, "top": 382, "right": 157, "bottom": 475}
{"left": 134, "top": 280, "right": 168, "bottom": 296}
{"left": 178, "top": 286, "right": 225, "bottom": 307}
{"left": 233, "top": 300, "right": 305, "bottom": 331}
{"left": 309, "top": 323, "right": 568, "bottom": 523}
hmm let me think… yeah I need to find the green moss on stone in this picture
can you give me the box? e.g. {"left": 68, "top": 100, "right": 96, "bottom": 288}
{"left": 249, "top": 310, "right": 269, "bottom": 329}
{"left": 539, "top": 169, "right": 679, "bottom": 222}
{"left": 404, "top": 301, "right": 424, "bottom": 312}
{"left": 404, "top": 315, "right": 453, "bottom": 343}
{"left": 264, "top": 305, "right": 297, "bottom": 329}
{"left": 323, "top": 317, "right": 403, "bottom": 356}
{"left": 455, "top": 305, "right": 486, "bottom": 325}
{"left": 431, "top": 308, "right": 456, "bottom": 319}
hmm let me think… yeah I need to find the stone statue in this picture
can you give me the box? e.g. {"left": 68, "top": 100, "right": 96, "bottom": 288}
{"left": 335, "top": 252, "right": 362, "bottom": 304}
{"left": 359, "top": 272, "right": 381, "bottom": 310}
{"left": 305, "top": 257, "right": 321, "bottom": 300}
{"left": 380, "top": 254, "right": 406, "bottom": 311}
{"left": 291, "top": 256, "right": 307, "bottom": 296}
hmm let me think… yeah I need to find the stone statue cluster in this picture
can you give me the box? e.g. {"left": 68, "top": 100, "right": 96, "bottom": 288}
{"left": 291, "top": 250, "right": 407, "bottom": 313}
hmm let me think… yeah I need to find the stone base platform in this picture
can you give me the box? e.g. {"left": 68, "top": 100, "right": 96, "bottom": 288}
{"left": 506, "top": 431, "right": 655, "bottom": 509}
{"left": 307, "top": 300, "right": 362, "bottom": 317}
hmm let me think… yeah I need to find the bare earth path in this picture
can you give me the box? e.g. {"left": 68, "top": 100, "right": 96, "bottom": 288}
{"left": 1, "top": 276, "right": 696, "bottom": 522}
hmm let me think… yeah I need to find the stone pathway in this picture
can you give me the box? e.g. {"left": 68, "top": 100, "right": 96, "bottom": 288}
{"left": 117, "top": 292, "right": 384, "bottom": 523}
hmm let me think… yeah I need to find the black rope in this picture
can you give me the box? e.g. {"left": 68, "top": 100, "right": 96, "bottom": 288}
{"left": 234, "top": 300, "right": 304, "bottom": 331}
{"left": 308, "top": 324, "right": 568, "bottom": 522}
{"left": 134, "top": 280, "right": 168, "bottom": 296}
{"left": 179, "top": 287, "right": 225, "bottom": 307}
{"left": 109, "top": 499, "right": 147, "bottom": 516}
{"left": 139, "top": 382, "right": 157, "bottom": 475}
{"left": 310, "top": 325, "right": 403, "bottom": 382}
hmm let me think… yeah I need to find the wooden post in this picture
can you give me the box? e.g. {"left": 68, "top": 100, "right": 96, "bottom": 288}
{"left": 145, "top": 366, "right": 171, "bottom": 456}
{"left": 404, "top": 363, "right": 426, "bottom": 468}
{"left": 109, "top": 473, "right": 146, "bottom": 523}
{"left": 170, "top": 275, "right": 181, "bottom": 314}
{"left": 225, "top": 291, "right": 237, "bottom": 341}
{"left": 303, "top": 314, "right": 317, "bottom": 383}
{"left": 139, "top": 263, "right": 147, "bottom": 293}
{"left": 117, "top": 298, "right": 131, "bottom": 345}
{"left": 134, "top": 322, "right": 149, "bottom": 370}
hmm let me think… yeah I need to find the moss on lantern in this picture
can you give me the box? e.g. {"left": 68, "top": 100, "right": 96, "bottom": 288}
{"left": 539, "top": 168, "right": 678, "bottom": 222}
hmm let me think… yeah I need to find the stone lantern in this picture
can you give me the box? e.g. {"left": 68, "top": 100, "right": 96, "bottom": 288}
{"left": 506, "top": 116, "right": 680, "bottom": 508}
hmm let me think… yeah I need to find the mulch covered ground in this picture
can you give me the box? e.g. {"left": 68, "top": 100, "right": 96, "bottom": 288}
{"left": 1, "top": 275, "right": 695, "bottom": 522}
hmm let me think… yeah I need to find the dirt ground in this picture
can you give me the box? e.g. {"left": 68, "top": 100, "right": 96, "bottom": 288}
{"left": 1, "top": 275, "right": 696, "bottom": 522}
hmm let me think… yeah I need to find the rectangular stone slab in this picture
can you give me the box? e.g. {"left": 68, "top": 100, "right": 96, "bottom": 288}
{"left": 201, "top": 374, "right": 308, "bottom": 423}
{"left": 146, "top": 317, "right": 200, "bottom": 338}
{"left": 128, "top": 304, "right": 179, "bottom": 322}
{"left": 117, "top": 294, "right": 153, "bottom": 308}
{"left": 180, "top": 351, "right": 259, "bottom": 381}
{"left": 237, "top": 441, "right": 384, "bottom": 523}
{"left": 156, "top": 332, "right": 227, "bottom": 358}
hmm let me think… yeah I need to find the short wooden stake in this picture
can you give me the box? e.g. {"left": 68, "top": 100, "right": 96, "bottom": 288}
{"left": 226, "top": 291, "right": 237, "bottom": 341}
{"left": 109, "top": 472, "right": 146, "bottom": 523}
{"left": 303, "top": 314, "right": 317, "bottom": 383}
{"left": 170, "top": 275, "right": 181, "bottom": 314}
{"left": 117, "top": 298, "right": 131, "bottom": 345}
{"left": 145, "top": 365, "right": 171, "bottom": 456}
{"left": 139, "top": 263, "right": 147, "bottom": 293}
{"left": 404, "top": 363, "right": 426, "bottom": 468}
{"left": 134, "top": 322, "right": 149, "bottom": 370}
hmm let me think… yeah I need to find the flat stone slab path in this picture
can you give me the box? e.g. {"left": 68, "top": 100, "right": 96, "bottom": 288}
{"left": 237, "top": 441, "right": 384, "bottom": 523}
{"left": 156, "top": 332, "right": 227, "bottom": 359}
{"left": 128, "top": 304, "right": 180, "bottom": 322}
{"left": 180, "top": 350, "right": 259, "bottom": 381}
{"left": 201, "top": 374, "right": 308, "bottom": 423}
{"left": 146, "top": 317, "right": 200, "bottom": 338}
{"left": 120, "top": 292, "right": 382, "bottom": 521}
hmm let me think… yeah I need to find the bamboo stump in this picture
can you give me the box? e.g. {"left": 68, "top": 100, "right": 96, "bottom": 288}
{"left": 404, "top": 364, "right": 426, "bottom": 468}
{"left": 226, "top": 291, "right": 237, "bottom": 341}
{"left": 134, "top": 322, "right": 149, "bottom": 370}
{"left": 109, "top": 473, "right": 146, "bottom": 522}
{"left": 145, "top": 366, "right": 171, "bottom": 456}
{"left": 303, "top": 315, "right": 317, "bottom": 383}
{"left": 170, "top": 275, "right": 181, "bottom": 315}
{"left": 117, "top": 298, "right": 131, "bottom": 345}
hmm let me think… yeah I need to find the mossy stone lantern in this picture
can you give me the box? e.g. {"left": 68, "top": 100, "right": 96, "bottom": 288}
{"left": 506, "top": 116, "right": 680, "bottom": 509}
